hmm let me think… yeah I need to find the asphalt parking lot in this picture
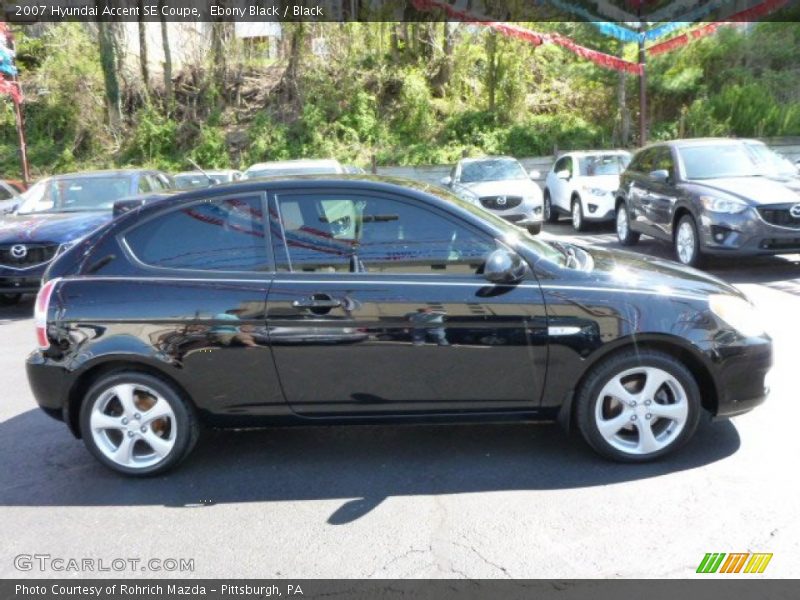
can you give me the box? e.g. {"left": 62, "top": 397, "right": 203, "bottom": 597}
{"left": 1, "top": 223, "right": 799, "bottom": 578}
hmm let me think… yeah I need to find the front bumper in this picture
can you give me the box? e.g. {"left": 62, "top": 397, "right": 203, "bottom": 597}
{"left": 580, "top": 192, "right": 616, "bottom": 221}
{"left": 710, "top": 336, "right": 772, "bottom": 418}
{"left": 0, "top": 264, "right": 48, "bottom": 294}
{"left": 699, "top": 208, "right": 800, "bottom": 256}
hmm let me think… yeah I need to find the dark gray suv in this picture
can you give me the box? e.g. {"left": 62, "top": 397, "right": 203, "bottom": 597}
{"left": 615, "top": 138, "right": 800, "bottom": 267}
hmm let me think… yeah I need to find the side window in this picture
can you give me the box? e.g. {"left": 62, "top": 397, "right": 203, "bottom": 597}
{"left": 272, "top": 193, "right": 495, "bottom": 275}
{"left": 125, "top": 195, "right": 269, "bottom": 271}
{"left": 631, "top": 149, "right": 655, "bottom": 174}
{"left": 653, "top": 148, "right": 676, "bottom": 180}
{"left": 147, "top": 175, "right": 164, "bottom": 191}
{"left": 137, "top": 175, "right": 152, "bottom": 194}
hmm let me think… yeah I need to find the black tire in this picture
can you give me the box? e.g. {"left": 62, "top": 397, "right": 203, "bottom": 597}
{"left": 674, "top": 214, "right": 705, "bottom": 268}
{"left": 79, "top": 371, "right": 199, "bottom": 477}
{"left": 616, "top": 202, "right": 640, "bottom": 246}
{"left": 527, "top": 223, "right": 542, "bottom": 235}
{"left": 0, "top": 293, "right": 22, "bottom": 306}
{"left": 571, "top": 197, "right": 587, "bottom": 232}
{"left": 543, "top": 190, "right": 559, "bottom": 223}
{"left": 574, "top": 350, "right": 702, "bottom": 463}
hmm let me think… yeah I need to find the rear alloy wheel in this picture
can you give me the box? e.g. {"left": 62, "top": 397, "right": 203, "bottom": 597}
{"left": 544, "top": 190, "right": 559, "bottom": 223}
{"left": 0, "top": 293, "right": 22, "bottom": 306}
{"left": 571, "top": 197, "right": 586, "bottom": 232}
{"left": 616, "top": 202, "right": 640, "bottom": 246}
{"left": 575, "top": 350, "right": 701, "bottom": 462}
{"left": 675, "top": 214, "right": 704, "bottom": 268}
{"left": 80, "top": 372, "right": 199, "bottom": 476}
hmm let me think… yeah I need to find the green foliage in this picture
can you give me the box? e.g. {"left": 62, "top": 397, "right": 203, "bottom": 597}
{"left": 3, "top": 21, "right": 800, "bottom": 179}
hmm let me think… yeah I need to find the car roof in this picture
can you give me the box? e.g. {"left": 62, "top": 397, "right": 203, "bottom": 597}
{"left": 50, "top": 169, "right": 160, "bottom": 180}
{"left": 644, "top": 137, "right": 759, "bottom": 150}
{"left": 561, "top": 150, "right": 631, "bottom": 157}
{"left": 174, "top": 169, "right": 239, "bottom": 176}
{"left": 245, "top": 159, "right": 342, "bottom": 171}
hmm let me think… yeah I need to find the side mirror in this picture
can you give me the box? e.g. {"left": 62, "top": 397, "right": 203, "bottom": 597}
{"left": 529, "top": 170, "right": 541, "bottom": 180}
{"left": 649, "top": 169, "right": 670, "bottom": 183}
{"left": 556, "top": 169, "right": 571, "bottom": 180}
{"left": 113, "top": 198, "right": 146, "bottom": 218}
{"left": 484, "top": 248, "right": 526, "bottom": 285}
{"left": 440, "top": 175, "right": 452, "bottom": 187}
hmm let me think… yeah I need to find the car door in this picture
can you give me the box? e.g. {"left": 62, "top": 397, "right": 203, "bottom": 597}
{"left": 265, "top": 186, "right": 548, "bottom": 416}
{"left": 646, "top": 147, "right": 680, "bottom": 238}
{"left": 549, "top": 156, "right": 572, "bottom": 212}
{"left": 625, "top": 148, "right": 659, "bottom": 235}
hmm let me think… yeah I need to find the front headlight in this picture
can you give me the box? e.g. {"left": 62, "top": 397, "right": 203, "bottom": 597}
{"left": 709, "top": 294, "right": 765, "bottom": 337}
{"left": 700, "top": 195, "right": 749, "bottom": 214}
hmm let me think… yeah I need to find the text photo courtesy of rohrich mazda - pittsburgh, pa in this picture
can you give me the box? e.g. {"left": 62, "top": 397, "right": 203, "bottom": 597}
{"left": 1, "top": 1, "right": 799, "bottom": 596}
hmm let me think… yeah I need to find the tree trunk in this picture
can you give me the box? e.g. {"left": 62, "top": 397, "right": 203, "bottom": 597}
{"left": 137, "top": 3, "right": 150, "bottom": 100}
{"left": 96, "top": 19, "right": 122, "bottom": 128}
{"left": 159, "top": 4, "right": 173, "bottom": 109}
{"left": 486, "top": 30, "right": 498, "bottom": 112}
{"left": 282, "top": 23, "right": 306, "bottom": 105}
{"left": 431, "top": 22, "right": 455, "bottom": 97}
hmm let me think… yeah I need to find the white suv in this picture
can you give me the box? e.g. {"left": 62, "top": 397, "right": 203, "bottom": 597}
{"left": 544, "top": 151, "right": 631, "bottom": 231}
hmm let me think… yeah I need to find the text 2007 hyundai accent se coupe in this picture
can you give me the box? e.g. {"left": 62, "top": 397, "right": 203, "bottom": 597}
{"left": 26, "top": 176, "right": 772, "bottom": 476}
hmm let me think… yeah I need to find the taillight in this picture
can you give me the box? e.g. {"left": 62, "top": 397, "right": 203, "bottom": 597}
{"left": 34, "top": 278, "right": 60, "bottom": 349}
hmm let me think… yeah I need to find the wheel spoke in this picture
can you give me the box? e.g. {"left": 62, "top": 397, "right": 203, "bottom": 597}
{"left": 141, "top": 398, "right": 173, "bottom": 425}
{"left": 599, "top": 377, "right": 635, "bottom": 405}
{"left": 112, "top": 384, "right": 137, "bottom": 415}
{"left": 91, "top": 412, "right": 123, "bottom": 431}
{"left": 635, "top": 419, "right": 660, "bottom": 454}
{"left": 649, "top": 401, "right": 687, "bottom": 423}
{"left": 141, "top": 430, "right": 173, "bottom": 458}
{"left": 641, "top": 367, "right": 672, "bottom": 403}
{"left": 112, "top": 435, "right": 135, "bottom": 466}
{"left": 597, "top": 412, "right": 630, "bottom": 439}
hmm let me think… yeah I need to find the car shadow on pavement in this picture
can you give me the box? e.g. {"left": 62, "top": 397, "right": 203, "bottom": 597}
{"left": 0, "top": 409, "right": 740, "bottom": 523}
{"left": 0, "top": 297, "right": 33, "bottom": 322}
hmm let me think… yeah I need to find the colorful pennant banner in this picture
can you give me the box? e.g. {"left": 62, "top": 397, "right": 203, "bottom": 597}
{"left": 413, "top": 0, "right": 643, "bottom": 74}
{"left": 0, "top": 22, "right": 21, "bottom": 102}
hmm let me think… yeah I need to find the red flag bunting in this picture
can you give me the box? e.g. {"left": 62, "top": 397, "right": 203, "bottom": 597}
{"left": 648, "top": 0, "right": 789, "bottom": 56}
{"left": 0, "top": 74, "right": 22, "bottom": 103}
{"left": 412, "top": 0, "right": 643, "bottom": 75}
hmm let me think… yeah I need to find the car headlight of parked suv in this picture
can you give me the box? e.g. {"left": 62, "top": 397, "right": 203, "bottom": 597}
{"left": 709, "top": 294, "right": 765, "bottom": 337}
{"left": 700, "top": 195, "right": 749, "bottom": 214}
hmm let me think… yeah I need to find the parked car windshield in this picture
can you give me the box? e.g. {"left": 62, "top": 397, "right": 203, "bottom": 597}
{"left": 17, "top": 175, "right": 132, "bottom": 214}
{"left": 460, "top": 159, "right": 528, "bottom": 183}
{"left": 174, "top": 173, "right": 217, "bottom": 189}
{"left": 678, "top": 143, "right": 767, "bottom": 179}
{"left": 578, "top": 154, "right": 630, "bottom": 176}
{"left": 744, "top": 142, "right": 798, "bottom": 177}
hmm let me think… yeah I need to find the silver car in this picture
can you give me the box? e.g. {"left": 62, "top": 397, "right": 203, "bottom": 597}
{"left": 441, "top": 156, "right": 544, "bottom": 234}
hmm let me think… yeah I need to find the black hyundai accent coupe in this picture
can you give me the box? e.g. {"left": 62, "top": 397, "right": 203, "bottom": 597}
{"left": 26, "top": 176, "right": 771, "bottom": 475}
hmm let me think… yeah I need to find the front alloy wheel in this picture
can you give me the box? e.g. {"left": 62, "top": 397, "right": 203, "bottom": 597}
{"left": 80, "top": 372, "right": 199, "bottom": 476}
{"left": 571, "top": 198, "right": 586, "bottom": 232}
{"left": 575, "top": 350, "right": 700, "bottom": 462}
{"left": 675, "top": 215, "right": 704, "bottom": 267}
{"left": 544, "top": 191, "right": 559, "bottom": 223}
{"left": 616, "top": 203, "right": 640, "bottom": 246}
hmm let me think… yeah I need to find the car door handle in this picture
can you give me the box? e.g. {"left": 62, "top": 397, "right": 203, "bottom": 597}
{"left": 292, "top": 295, "right": 343, "bottom": 310}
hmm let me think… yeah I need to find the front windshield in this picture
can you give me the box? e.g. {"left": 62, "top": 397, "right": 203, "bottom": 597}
{"left": 17, "top": 176, "right": 131, "bottom": 214}
{"left": 744, "top": 143, "right": 798, "bottom": 177}
{"left": 460, "top": 159, "right": 528, "bottom": 183}
{"left": 244, "top": 166, "right": 340, "bottom": 179}
{"left": 678, "top": 143, "right": 766, "bottom": 179}
{"left": 578, "top": 154, "right": 630, "bottom": 176}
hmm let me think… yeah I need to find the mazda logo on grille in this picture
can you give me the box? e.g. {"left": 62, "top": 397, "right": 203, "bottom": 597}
{"left": 496, "top": 196, "right": 507, "bottom": 206}
{"left": 10, "top": 244, "right": 27, "bottom": 259}
{"left": 790, "top": 204, "right": 800, "bottom": 219}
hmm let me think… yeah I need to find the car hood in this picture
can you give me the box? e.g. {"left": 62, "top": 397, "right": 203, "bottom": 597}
{"left": 461, "top": 179, "right": 540, "bottom": 197}
{"left": 691, "top": 176, "right": 800, "bottom": 205}
{"left": 582, "top": 245, "right": 742, "bottom": 300}
{"left": 0, "top": 211, "right": 112, "bottom": 245}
